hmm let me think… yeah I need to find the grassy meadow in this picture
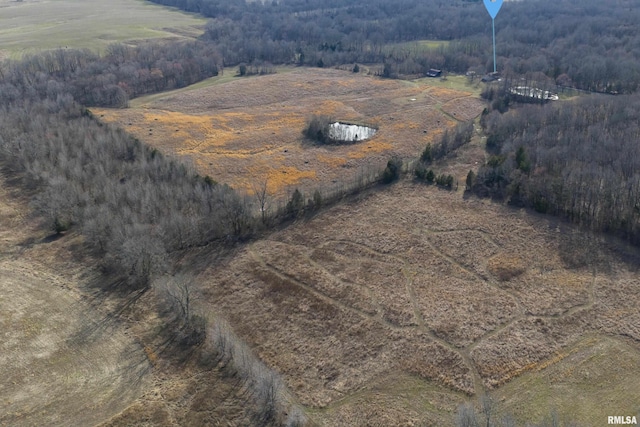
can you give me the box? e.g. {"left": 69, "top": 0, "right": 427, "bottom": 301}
{"left": 94, "top": 68, "right": 485, "bottom": 195}
{"left": 3, "top": 2, "right": 639, "bottom": 424}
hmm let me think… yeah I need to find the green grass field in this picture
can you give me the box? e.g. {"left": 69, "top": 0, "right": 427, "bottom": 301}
{"left": 0, "top": 0, "right": 207, "bottom": 58}
{"left": 412, "top": 74, "right": 483, "bottom": 96}
{"left": 385, "top": 39, "right": 450, "bottom": 55}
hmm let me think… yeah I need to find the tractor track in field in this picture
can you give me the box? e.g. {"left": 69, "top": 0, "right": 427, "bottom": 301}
{"left": 247, "top": 221, "right": 606, "bottom": 398}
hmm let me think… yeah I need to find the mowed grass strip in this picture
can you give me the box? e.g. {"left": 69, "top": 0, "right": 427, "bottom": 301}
{"left": 308, "top": 372, "right": 466, "bottom": 426}
{"left": 0, "top": 0, "right": 206, "bottom": 58}
{"left": 492, "top": 336, "right": 640, "bottom": 427}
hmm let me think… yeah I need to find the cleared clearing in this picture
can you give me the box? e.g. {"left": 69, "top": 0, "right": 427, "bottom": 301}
{"left": 192, "top": 179, "right": 640, "bottom": 426}
{"left": 0, "top": 0, "right": 206, "bottom": 58}
{"left": 94, "top": 68, "right": 485, "bottom": 194}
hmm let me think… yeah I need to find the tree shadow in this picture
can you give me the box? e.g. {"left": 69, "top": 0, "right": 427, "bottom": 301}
{"left": 557, "top": 226, "right": 640, "bottom": 274}
{"left": 40, "top": 232, "right": 66, "bottom": 244}
{"left": 67, "top": 288, "right": 147, "bottom": 347}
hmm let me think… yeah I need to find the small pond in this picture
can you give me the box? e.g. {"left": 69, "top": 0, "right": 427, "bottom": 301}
{"left": 509, "top": 86, "right": 559, "bottom": 101}
{"left": 328, "top": 122, "right": 377, "bottom": 142}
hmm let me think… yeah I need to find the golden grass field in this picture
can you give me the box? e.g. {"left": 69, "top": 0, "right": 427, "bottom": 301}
{"left": 190, "top": 176, "right": 640, "bottom": 426}
{"left": 94, "top": 68, "right": 485, "bottom": 195}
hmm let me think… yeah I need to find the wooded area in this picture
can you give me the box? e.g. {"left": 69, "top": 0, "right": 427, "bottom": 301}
{"left": 149, "top": 0, "right": 640, "bottom": 93}
{"left": 474, "top": 91, "right": 640, "bottom": 244}
{"left": 0, "top": 41, "right": 220, "bottom": 107}
{"left": 0, "top": 97, "right": 252, "bottom": 287}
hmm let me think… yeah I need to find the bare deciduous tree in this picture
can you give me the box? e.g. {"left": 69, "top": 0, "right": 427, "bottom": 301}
{"left": 207, "top": 318, "right": 305, "bottom": 426}
{"left": 456, "top": 403, "right": 479, "bottom": 427}
{"left": 158, "top": 274, "right": 196, "bottom": 323}
{"left": 252, "top": 177, "right": 270, "bottom": 225}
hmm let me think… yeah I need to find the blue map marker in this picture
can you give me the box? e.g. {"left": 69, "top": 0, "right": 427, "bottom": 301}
{"left": 483, "top": 0, "right": 503, "bottom": 19}
{"left": 483, "top": 0, "right": 504, "bottom": 73}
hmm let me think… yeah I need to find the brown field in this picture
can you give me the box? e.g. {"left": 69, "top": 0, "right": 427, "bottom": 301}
{"left": 191, "top": 178, "right": 640, "bottom": 425}
{"left": 93, "top": 68, "right": 485, "bottom": 195}
{"left": 0, "top": 176, "right": 260, "bottom": 427}
{"left": 0, "top": 178, "right": 151, "bottom": 426}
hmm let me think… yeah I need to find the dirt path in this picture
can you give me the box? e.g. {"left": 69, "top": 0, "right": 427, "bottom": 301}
{"left": 326, "top": 237, "right": 488, "bottom": 396}
{"left": 536, "top": 270, "right": 597, "bottom": 320}
{"left": 249, "top": 248, "right": 413, "bottom": 333}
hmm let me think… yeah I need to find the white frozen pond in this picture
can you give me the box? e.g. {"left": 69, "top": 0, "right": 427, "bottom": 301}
{"left": 328, "top": 122, "right": 376, "bottom": 142}
{"left": 509, "top": 86, "right": 559, "bottom": 101}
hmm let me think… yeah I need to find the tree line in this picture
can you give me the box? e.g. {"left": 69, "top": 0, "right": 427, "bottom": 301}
{"left": 0, "top": 40, "right": 221, "bottom": 108}
{"left": 455, "top": 396, "right": 586, "bottom": 427}
{"left": 0, "top": 98, "right": 252, "bottom": 288}
{"left": 472, "top": 90, "right": 640, "bottom": 244}
{"left": 147, "top": 0, "right": 640, "bottom": 93}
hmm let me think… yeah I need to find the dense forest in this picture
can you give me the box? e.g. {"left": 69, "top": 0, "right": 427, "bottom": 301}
{"left": 474, "top": 90, "right": 640, "bottom": 244}
{"left": 148, "top": 0, "right": 640, "bottom": 93}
